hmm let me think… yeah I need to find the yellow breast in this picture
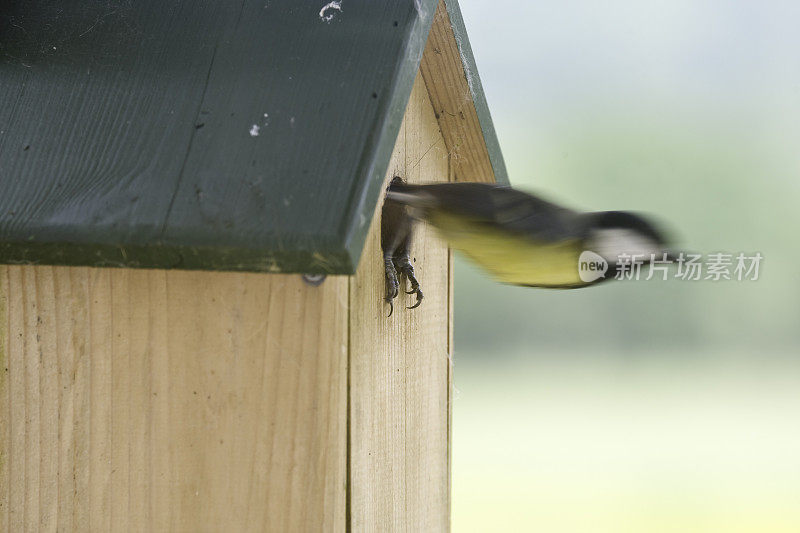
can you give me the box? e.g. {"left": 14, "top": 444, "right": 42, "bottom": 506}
{"left": 428, "top": 211, "right": 586, "bottom": 288}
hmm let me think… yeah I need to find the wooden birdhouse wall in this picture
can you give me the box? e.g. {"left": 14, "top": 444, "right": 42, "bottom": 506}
{"left": 0, "top": 70, "right": 452, "bottom": 532}
{"left": 349, "top": 72, "right": 452, "bottom": 530}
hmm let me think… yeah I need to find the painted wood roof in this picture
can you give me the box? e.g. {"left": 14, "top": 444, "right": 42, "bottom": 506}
{"left": 0, "top": 0, "right": 507, "bottom": 274}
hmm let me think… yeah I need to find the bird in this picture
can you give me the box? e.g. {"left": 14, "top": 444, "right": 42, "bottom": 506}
{"left": 381, "top": 177, "right": 674, "bottom": 314}
{"left": 381, "top": 177, "right": 424, "bottom": 317}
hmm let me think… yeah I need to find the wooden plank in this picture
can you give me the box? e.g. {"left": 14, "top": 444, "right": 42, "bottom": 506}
{"left": 0, "top": 260, "right": 7, "bottom": 530}
{"left": 0, "top": 0, "right": 440, "bottom": 274}
{"left": 446, "top": 160, "right": 456, "bottom": 525}
{"left": 349, "top": 72, "right": 451, "bottom": 531}
{"left": 0, "top": 266, "right": 348, "bottom": 531}
{"left": 420, "top": 0, "right": 508, "bottom": 185}
{"left": 0, "top": 1, "right": 506, "bottom": 274}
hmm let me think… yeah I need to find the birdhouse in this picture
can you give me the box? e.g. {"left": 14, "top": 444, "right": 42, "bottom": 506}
{"left": 0, "top": 0, "right": 506, "bottom": 530}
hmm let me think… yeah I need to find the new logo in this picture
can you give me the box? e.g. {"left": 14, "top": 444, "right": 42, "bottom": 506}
{"left": 578, "top": 251, "right": 608, "bottom": 283}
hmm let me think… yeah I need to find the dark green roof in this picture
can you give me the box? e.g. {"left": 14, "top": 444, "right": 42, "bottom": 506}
{"left": 0, "top": 0, "right": 506, "bottom": 274}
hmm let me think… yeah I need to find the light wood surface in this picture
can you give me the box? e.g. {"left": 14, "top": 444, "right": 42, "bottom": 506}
{"left": 421, "top": 0, "right": 498, "bottom": 184}
{"left": 349, "top": 72, "right": 452, "bottom": 531}
{"left": 0, "top": 268, "right": 348, "bottom": 531}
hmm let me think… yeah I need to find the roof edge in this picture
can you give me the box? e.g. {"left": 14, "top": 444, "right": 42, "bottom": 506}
{"left": 0, "top": 240, "right": 355, "bottom": 274}
{"left": 341, "top": 0, "right": 509, "bottom": 273}
{"left": 340, "top": 0, "right": 440, "bottom": 268}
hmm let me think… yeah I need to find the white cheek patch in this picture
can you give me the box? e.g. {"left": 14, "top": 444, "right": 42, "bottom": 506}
{"left": 589, "top": 229, "right": 662, "bottom": 263}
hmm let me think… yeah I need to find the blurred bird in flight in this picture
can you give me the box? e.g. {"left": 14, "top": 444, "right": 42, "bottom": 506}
{"left": 381, "top": 177, "right": 674, "bottom": 315}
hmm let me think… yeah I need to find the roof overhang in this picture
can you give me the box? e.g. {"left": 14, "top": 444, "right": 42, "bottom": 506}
{"left": 0, "top": 0, "right": 506, "bottom": 274}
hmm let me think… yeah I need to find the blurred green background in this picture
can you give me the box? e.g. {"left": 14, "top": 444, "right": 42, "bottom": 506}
{"left": 452, "top": 1, "right": 800, "bottom": 531}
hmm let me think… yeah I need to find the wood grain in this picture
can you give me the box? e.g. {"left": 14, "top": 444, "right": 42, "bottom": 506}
{"left": 349, "top": 72, "right": 452, "bottom": 531}
{"left": 421, "top": 0, "right": 506, "bottom": 184}
{"left": 0, "top": 267, "right": 348, "bottom": 531}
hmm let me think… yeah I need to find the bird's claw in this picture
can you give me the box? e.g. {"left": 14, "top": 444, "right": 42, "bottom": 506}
{"left": 384, "top": 255, "right": 424, "bottom": 316}
{"left": 406, "top": 290, "right": 423, "bottom": 309}
{"left": 397, "top": 260, "right": 423, "bottom": 310}
{"left": 384, "top": 258, "right": 399, "bottom": 317}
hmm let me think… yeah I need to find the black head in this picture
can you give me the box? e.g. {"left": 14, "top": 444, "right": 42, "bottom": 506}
{"left": 585, "top": 210, "right": 672, "bottom": 266}
{"left": 590, "top": 211, "right": 668, "bottom": 244}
